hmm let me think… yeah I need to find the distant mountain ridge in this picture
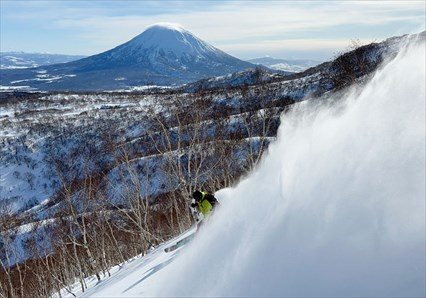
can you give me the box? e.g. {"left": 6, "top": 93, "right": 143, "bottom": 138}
{"left": 0, "top": 52, "right": 86, "bottom": 69}
{"left": 0, "top": 23, "right": 256, "bottom": 91}
{"left": 248, "top": 57, "right": 321, "bottom": 72}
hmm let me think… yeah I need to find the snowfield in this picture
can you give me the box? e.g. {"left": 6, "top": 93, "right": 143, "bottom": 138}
{"left": 248, "top": 56, "right": 321, "bottom": 73}
{"left": 0, "top": 52, "right": 85, "bottom": 69}
{"left": 57, "top": 39, "right": 425, "bottom": 297}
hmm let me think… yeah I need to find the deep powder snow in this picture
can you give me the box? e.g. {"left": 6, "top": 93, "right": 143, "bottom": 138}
{"left": 72, "top": 39, "right": 425, "bottom": 297}
{"left": 151, "top": 38, "right": 426, "bottom": 297}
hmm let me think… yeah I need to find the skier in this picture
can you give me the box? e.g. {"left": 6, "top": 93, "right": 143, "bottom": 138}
{"left": 164, "top": 190, "right": 219, "bottom": 252}
{"left": 190, "top": 190, "right": 219, "bottom": 224}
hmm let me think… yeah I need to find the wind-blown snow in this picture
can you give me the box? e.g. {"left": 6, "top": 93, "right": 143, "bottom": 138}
{"left": 145, "top": 22, "right": 186, "bottom": 33}
{"left": 68, "top": 39, "right": 425, "bottom": 297}
{"left": 154, "top": 40, "right": 425, "bottom": 297}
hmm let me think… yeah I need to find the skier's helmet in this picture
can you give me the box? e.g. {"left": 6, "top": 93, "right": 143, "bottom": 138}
{"left": 192, "top": 190, "right": 203, "bottom": 202}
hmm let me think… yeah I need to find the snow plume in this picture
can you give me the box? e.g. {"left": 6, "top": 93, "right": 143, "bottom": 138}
{"left": 152, "top": 39, "right": 426, "bottom": 296}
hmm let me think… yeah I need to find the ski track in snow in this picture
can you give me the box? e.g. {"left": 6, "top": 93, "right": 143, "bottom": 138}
{"left": 60, "top": 227, "right": 196, "bottom": 298}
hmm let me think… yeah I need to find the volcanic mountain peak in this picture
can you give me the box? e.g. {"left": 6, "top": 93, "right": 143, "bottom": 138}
{"left": 1, "top": 23, "right": 255, "bottom": 90}
{"left": 120, "top": 22, "right": 220, "bottom": 58}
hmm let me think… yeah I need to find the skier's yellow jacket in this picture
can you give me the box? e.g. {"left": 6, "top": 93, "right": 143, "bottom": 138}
{"left": 196, "top": 191, "right": 215, "bottom": 218}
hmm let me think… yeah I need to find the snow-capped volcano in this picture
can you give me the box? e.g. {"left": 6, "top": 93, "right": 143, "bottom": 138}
{"left": 88, "top": 22, "right": 253, "bottom": 75}
{"left": 1, "top": 23, "right": 255, "bottom": 91}
{"left": 124, "top": 23, "right": 219, "bottom": 58}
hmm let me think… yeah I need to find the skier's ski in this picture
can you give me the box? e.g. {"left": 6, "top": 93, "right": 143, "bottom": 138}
{"left": 164, "top": 233, "right": 196, "bottom": 253}
{"left": 164, "top": 244, "right": 178, "bottom": 253}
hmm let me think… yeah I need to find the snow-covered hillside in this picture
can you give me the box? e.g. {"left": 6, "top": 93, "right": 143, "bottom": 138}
{"left": 0, "top": 52, "right": 86, "bottom": 69}
{"left": 248, "top": 56, "right": 321, "bottom": 72}
{"left": 58, "top": 227, "right": 198, "bottom": 297}
{"left": 62, "top": 38, "right": 425, "bottom": 297}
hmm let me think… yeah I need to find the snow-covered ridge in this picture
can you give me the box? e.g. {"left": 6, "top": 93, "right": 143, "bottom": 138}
{"left": 248, "top": 56, "right": 321, "bottom": 73}
{"left": 0, "top": 52, "right": 86, "bottom": 69}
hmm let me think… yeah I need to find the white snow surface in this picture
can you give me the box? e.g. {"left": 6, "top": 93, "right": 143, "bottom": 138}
{"left": 61, "top": 227, "right": 197, "bottom": 298}
{"left": 64, "top": 41, "right": 425, "bottom": 297}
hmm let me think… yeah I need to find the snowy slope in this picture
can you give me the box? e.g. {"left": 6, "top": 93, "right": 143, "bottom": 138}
{"left": 0, "top": 52, "right": 86, "bottom": 69}
{"left": 248, "top": 56, "right": 321, "bottom": 72}
{"left": 64, "top": 38, "right": 425, "bottom": 297}
{"left": 60, "top": 227, "right": 197, "bottom": 297}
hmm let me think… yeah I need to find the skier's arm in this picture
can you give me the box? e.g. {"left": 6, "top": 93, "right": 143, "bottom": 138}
{"left": 205, "top": 194, "right": 219, "bottom": 207}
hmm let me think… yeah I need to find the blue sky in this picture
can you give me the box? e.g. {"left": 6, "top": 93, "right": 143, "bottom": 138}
{"left": 1, "top": 1, "right": 424, "bottom": 60}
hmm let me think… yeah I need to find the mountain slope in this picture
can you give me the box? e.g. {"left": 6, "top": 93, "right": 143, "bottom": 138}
{"left": 0, "top": 52, "right": 86, "bottom": 69}
{"left": 248, "top": 56, "right": 321, "bottom": 72}
{"left": 0, "top": 23, "right": 255, "bottom": 91}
